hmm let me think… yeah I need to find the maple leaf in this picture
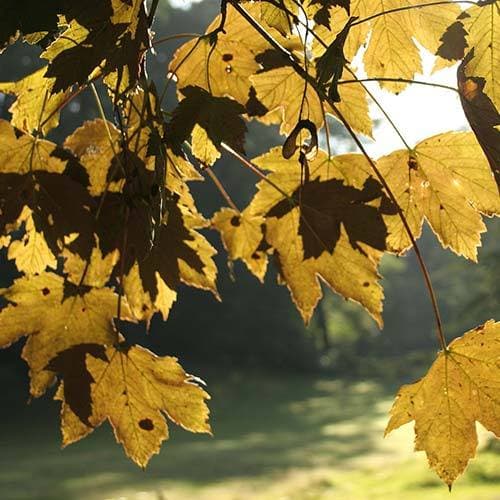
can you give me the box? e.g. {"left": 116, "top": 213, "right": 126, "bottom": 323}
{"left": 386, "top": 320, "right": 500, "bottom": 488}
{"left": 246, "top": 147, "right": 395, "bottom": 324}
{"left": 212, "top": 207, "right": 268, "bottom": 281}
{"left": 53, "top": 343, "right": 211, "bottom": 468}
{"left": 251, "top": 62, "right": 372, "bottom": 137}
{"left": 0, "top": 120, "right": 95, "bottom": 271}
{"left": 377, "top": 131, "right": 500, "bottom": 261}
{"left": 0, "top": 272, "right": 130, "bottom": 397}
{"left": 169, "top": 3, "right": 299, "bottom": 113}
{"left": 63, "top": 119, "right": 122, "bottom": 196}
{"left": 42, "top": 0, "right": 150, "bottom": 94}
{"left": 7, "top": 209, "right": 58, "bottom": 275}
{"left": 0, "top": 68, "right": 70, "bottom": 134}
{"left": 312, "top": 0, "right": 370, "bottom": 63}
{"left": 65, "top": 111, "right": 218, "bottom": 322}
{"left": 170, "top": 4, "right": 271, "bottom": 109}
{"left": 168, "top": 86, "right": 247, "bottom": 166}
{"left": 460, "top": 0, "right": 500, "bottom": 112}
{"left": 312, "top": 0, "right": 460, "bottom": 92}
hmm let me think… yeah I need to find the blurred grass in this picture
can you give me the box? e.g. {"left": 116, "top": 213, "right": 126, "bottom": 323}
{"left": 0, "top": 373, "right": 499, "bottom": 500}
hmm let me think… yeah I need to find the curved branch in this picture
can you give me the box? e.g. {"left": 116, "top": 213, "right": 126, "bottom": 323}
{"left": 228, "top": 0, "right": 447, "bottom": 350}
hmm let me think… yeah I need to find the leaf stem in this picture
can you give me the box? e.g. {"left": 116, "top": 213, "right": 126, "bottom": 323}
{"left": 205, "top": 166, "right": 240, "bottom": 212}
{"left": 152, "top": 32, "right": 201, "bottom": 47}
{"left": 229, "top": 0, "right": 447, "bottom": 351}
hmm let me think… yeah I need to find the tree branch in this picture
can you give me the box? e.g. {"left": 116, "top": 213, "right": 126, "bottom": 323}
{"left": 228, "top": 0, "right": 447, "bottom": 350}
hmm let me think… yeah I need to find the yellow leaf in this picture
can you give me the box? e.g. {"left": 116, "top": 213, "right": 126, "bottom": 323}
{"left": 259, "top": 1, "right": 297, "bottom": 36}
{"left": 169, "top": 3, "right": 283, "bottom": 108}
{"left": 42, "top": 0, "right": 149, "bottom": 93}
{"left": 212, "top": 207, "right": 267, "bottom": 281}
{"left": 0, "top": 120, "right": 95, "bottom": 263}
{"left": 251, "top": 63, "right": 372, "bottom": 136}
{"left": 168, "top": 85, "right": 247, "bottom": 167}
{"left": 63, "top": 119, "right": 121, "bottom": 196}
{"left": 461, "top": 1, "right": 500, "bottom": 111}
{"left": 0, "top": 119, "right": 66, "bottom": 174}
{"left": 0, "top": 68, "right": 70, "bottom": 134}
{"left": 8, "top": 210, "right": 57, "bottom": 275}
{"left": 63, "top": 245, "right": 119, "bottom": 288}
{"left": 386, "top": 320, "right": 500, "bottom": 488}
{"left": 0, "top": 272, "right": 131, "bottom": 396}
{"left": 378, "top": 131, "right": 500, "bottom": 260}
{"left": 406, "top": 0, "right": 461, "bottom": 58}
{"left": 251, "top": 65, "right": 325, "bottom": 136}
{"left": 335, "top": 68, "right": 373, "bottom": 137}
{"left": 64, "top": 103, "right": 218, "bottom": 323}
{"left": 247, "top": 148, "right": 394, "bottom": 324}
{"left": 363, "top": 0, "right": 421, "bottom": 93}
{"left": 311, "top": 0, "right": 371, "bottom": 62}
{"left": 56, "top": 344, "right": 211, "bottom": 468}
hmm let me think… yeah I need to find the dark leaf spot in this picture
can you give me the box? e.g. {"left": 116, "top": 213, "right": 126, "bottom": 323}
{"left": 230, "top": 215, "right": 241, "bottom": 227}
{"left": 222, "top": 53, "right": 233, "bottom": 62}
{"left": 139, "top": 418, "right": 154, "bottom": 431}
{"left": 42, "top": 287, "right": 50, "bottom": 296}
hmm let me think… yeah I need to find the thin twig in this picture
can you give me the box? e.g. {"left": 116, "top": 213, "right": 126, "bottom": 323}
{"left": 339, "top": 77, "right": 459, "bottom": 93}
{"left": 221, "top": 143, "right": 294, "bottom": 203}
{"left": 152, "top": 32, "right": 201, "bottom": 46}
{"left": 147, "top": 0, "right": 160, "bottom": 27}
{"left": 205, "top": 166, "right": 240, "bottom": 212}
{"left": 342, "top": 68, "right": 412, "bottom": 151}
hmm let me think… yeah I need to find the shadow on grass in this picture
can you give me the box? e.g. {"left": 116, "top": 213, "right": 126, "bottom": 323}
{"left": 0, "top": 374, "right": 395, "bottom": 500}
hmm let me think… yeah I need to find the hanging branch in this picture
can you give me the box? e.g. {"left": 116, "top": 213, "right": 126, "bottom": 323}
{"left": 228, "top": 0, "right": 447, "bottom": 351}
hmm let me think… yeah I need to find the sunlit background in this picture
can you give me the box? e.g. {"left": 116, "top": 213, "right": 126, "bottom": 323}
{"left": 0, "top": 1, "right": 498, "bottom": 499}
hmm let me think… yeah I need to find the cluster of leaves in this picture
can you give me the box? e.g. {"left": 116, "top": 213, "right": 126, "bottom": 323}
{"left": 0, "top": 0, "right": 498, "bottom": 487}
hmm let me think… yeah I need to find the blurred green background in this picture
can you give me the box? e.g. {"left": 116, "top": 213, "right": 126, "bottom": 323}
{"left": 0, "top": 1, "right": 498, "bottom": 498}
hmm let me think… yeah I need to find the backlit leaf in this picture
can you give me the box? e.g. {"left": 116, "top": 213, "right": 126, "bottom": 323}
{"left": 42, "top": 0, "right": 150, "bottom": 93}
{"left": 386, "top": 320, "right": 500, "bottom": 488}
{"left": 0, "top": 68, "right": 70, "bottom": 134}
{"left": 378, "top": 131, "right": 500, "bottom": 260}
{"left": 0, "top": 272, "right": 130, "bottom": 396}
{"left": 168, "top": 85, "right": 247, "bottom": 166}
{"left": 247, "top": 147, "right": 395, "bottom": 324}
{"left": 461, "top": 0, "right": 500, "bottom": 111}
{"left": 212, "top": 207, "right": 268, "bottom": 281}
{"left": 0, "top": 120, "right": 95, "bottom": 270}
{"left": 55, "top": 344, "right": 211, "bottom": 468}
